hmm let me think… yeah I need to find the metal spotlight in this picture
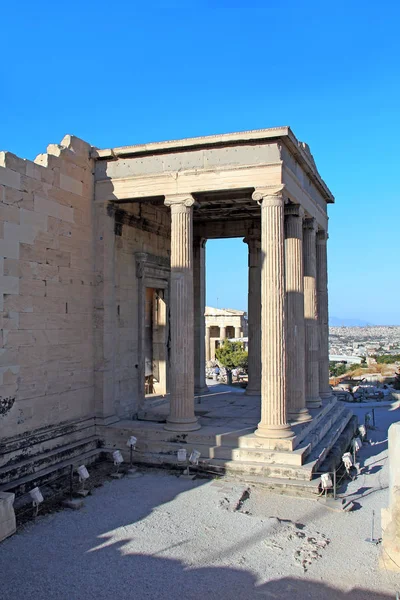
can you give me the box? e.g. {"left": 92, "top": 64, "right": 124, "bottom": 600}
{"left": 111, "top": 450, "right": 124, "bottom": 479}
{"left": 76, "top": 464, "right": 90, "bottom": 497}
{"left": 29, "top": 487, "right": 44, "bottom": 517}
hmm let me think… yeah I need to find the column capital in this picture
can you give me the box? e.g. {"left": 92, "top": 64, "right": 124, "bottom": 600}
{"left": 252, "top": 184, "right": 285, "bottom": 206}
{"left": 243, "top": 226, "right": 261, "bottom": 247}
{"left": 316, "top": 229, "right": 328, "bottom": 244}
{"left": 284, "top": 203, "right": 305, "bottom": 218}
{"left": 165, "top": 194, "right": 196, "bottom": 210}
{"left": 303, "top": 217, "right": 318, "bottom": 232}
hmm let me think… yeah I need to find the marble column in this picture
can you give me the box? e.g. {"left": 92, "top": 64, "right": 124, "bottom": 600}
{"left": 234, "top": 326, "right": 241, "bottom": 339}
{"left": 164, "top": 194, "right": 200, "bottom": 431}
{"left": 194, "top": 237, "right": 208, "bottom": 394}
{"left": 316, "top": 230, "right": 332, "bottom": 399}
{"left": 252, "top": 187, "right": 294, "bottom": 440}
{"left": 220, "top": 326, "right": 226, "bottom": 341}
{"left": 244, "top": 231, "right": 261, "bottom": 396}
{"left": 205, "top": 327, "right": 211, "bottom": 362}
{"left": 285, "top": 205, "right": 311, "bottom": 422}
{"left": 303, "top": 218, "right": 321, "bottom": 408}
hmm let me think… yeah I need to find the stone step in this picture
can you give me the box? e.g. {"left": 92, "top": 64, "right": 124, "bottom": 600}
{"left": 114, "top": 438, "right": 306, "bottom": 466}
{"left": 0, "top": 436, "right": 99, "bottom": 487}
{"left": 126, "top": 450, "right": 312, "bottom": 481}
{"left": 304, "top": 406, "right": 354, "bottom": 473}
{"left": 295, "top": 400, "right": 347, "bottom": 454}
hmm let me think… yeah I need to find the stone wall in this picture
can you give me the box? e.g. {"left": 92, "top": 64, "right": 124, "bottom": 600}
{"left": 110, "top": 202, "right": 170, "bottom": 418}
{"left": 0, "top": 136, "right": 96, "bottom": 487}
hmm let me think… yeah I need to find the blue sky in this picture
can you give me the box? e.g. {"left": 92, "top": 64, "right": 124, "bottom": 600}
{"left": 1, "top": 1, "right": 399, "bottom": 324}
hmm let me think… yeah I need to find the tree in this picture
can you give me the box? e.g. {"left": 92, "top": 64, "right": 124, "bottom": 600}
{"left": 215, "top": 340, "right": 248, "bottom": 371}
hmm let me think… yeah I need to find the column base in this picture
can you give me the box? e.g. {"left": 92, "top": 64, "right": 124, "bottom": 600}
{"left": 306, "top": 396, "right": 322, "bottom": 409}
{"left": 245, "top": 387, "right": 261, "bottom": 396}
{"left": 164, "top": 416, "right": 201, "bottom": 432}
{"left": 288, "top": 408, "right": 312, "bottom": 423}
{"left": 255, "top": 422, "right": 295, "bottom": 440}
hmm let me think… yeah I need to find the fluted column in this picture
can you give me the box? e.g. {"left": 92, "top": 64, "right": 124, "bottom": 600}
{"left": 303, "top": 218, "right": 321, "bottom": 408}
{"left": 220, "top": 326, "right": 226, "bottom": 341}
{"left": 234, "top": 326, "right": 241, "bottom": 338}
{"left": 205, "top": 327, "right": 211, "bottom": 362}
{"left": 194, "top": 237, "right": 208, "bottom": 394}
{"left": 252, "top": 187, "right": 294, "bottom": 440}
{"left": 244, "top": 231, "right": 261, "bottom": 396}
{"left": 164, "top": 194, "right": 200, "bottom": 431}
{"left": 285, "top": 205, "right": 311, "bottom": 422}
{"left": 316, "top": 230, "right": 332, "bottom": 399}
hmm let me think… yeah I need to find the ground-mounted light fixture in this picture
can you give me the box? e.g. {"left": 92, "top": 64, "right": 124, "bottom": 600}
{"left": 29, "top": 486, "right": 44, "bottom": 517}
{"left": 111, "top": 450, "right": 124, "bottom": 479}
{"left": 178, "top": 448, "right": 201, "bottom": 480}
{"left": 358, "top": 424, "right": 367, "bottom": 442}
{"left": 351, "top": 437, "right": 363, "bottom": 470}
{"left": 76, "top": 464, "right": 90, "bottom": 497}
{"left": 321, "top": 473, "right": 333, "bottom": 490}
{"left": 126, "top": 436, "right": 142, "bottom": 478}
{"left": 342, "top": 452, "right": 357, "bottom": 480}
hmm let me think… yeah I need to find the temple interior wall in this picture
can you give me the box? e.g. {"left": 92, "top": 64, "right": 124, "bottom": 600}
{"left": 110, "top": 202, "right": 170, "bottom": 418}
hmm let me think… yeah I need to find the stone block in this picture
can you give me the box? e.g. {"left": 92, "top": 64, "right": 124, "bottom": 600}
{"left": 19, "top": 279, "right": 45, "bottom": 297}
{"left": 32, "top": 297, "right": 66, "bottom": 314}
{"left": 25, "top": 161, "right": 43, "bottom": 181}
{"left": 60, "top": 173, "right": 83, "bottom": 196}
{"left": 20, "top": 241, "right": 47, "bottom": 263}
{"left": 34, "top": 195, "right": 74, "bottom": 223}
{"left": 20, "top": 207, "right": 48, "bottom": 230}
{"left": 0, "top": 166, "right": 21, "bottom": 190}
{"left": 5, "top": 330, "right": 35, "bottom": 348}
{"left": 3, "top": 294, "right": 33, "bottom": 313}
{"left": 0, "top": 238, "right": 19, "bottom": 259}
{"left": 3, "top": 187, "right": 34, "bottom": 211}
{"left": 4, "top": 222, "right": 37, "bottom": 245}
{"left": 0, "top": 275, "right": 19, "bottom": 295}
{"left": 0, "top": 492, "right": 16, "bottom": 542}
{"left": 19, "top": 313, "right": 46, "bottom": 330}
{"left": 0, "top": 203, "right": 19, "bottom": 224}
{"left": 46, "top": 248, "right": 71, "bottom": 267}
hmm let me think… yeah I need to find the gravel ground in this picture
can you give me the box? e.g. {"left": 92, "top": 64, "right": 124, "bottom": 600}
{"left": 1, "top": 405, "right": 400, "bottom": 600}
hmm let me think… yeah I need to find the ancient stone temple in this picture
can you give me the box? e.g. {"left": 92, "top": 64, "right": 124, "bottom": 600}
{"left": 0, "top": 127, "right": 354, "bottom": 491}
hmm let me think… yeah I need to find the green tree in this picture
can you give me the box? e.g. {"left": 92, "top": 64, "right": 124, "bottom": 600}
{"left": 329, "top": 362, "right": 347, "bottom": 377}
{"left": 215, "top": 340, "right": 248, "bottom": 371}
{"left": 375, "top": 354, "right": 400, "bottom": 364}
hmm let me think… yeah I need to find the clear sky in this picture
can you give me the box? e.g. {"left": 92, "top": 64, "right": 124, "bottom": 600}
{"left": 1, "top": 1, "right": 399, "bottom": 325}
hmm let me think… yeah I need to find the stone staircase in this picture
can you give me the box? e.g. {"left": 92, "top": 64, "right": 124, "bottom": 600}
{"left": 103, "top": 398, "right": 355, "bottom": 484}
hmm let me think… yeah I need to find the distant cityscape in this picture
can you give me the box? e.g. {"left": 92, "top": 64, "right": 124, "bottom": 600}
{"left": 329, "top": 325, "right": 400, "bottom": 360}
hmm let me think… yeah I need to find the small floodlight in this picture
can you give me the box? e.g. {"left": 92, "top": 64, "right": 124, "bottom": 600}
{"left": 113, "top": 450, "right": 124, "bottom": 465}
{"left": 29, "top": 486, "right": 44, "bottom": 517}
{"left": 76, "top": 464, "right": 90, "bottom": 497}
{"left": 177, "top": 449, "right": 187, "bottom": 463}
{"left": 321, "top": 473, "right": 333, "bottom": 490}
{"left": 352, "top": 437, "right": 363, "bottom": 453}
{"left": 342, "top": 452, "right": 353, "bottom": 471}
{"left": 110, "top": 450, "right": 124, "bottom": 479}
{"left": 77, "top": 465, "right": 90, "bottom": 480}
{"left": 126, "top": 436, "right": 141, "bottom": 477}
{"left": 189, "top": 450, "right": 201, "bottom": 466}
{"left": 29, "top": 487, "right": 44, "bottom": 505}
{"left": 358, "top": 424, "right": 367, "bottom": 440}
